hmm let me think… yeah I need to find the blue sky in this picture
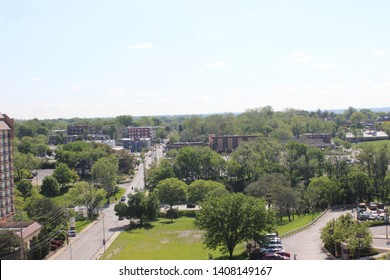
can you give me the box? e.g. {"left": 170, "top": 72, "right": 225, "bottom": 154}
{"left": 1, "top": 0, "right": 390, "bottom": 119}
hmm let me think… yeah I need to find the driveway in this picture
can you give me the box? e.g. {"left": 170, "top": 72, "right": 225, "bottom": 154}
{"left": 282, "top": 208, "right": 352, "bottom": 260}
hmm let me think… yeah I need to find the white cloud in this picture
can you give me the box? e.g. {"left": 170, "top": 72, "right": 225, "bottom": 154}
{"left": 289, "top": 51, "right": 311, "bottom": 63}
{"left": 312, "top": 64, "right": 335, "bottom": 70}
{"left": 126, "top": 42, "right": 154, "bottom": 50}
{"left": 205, "top": 60, "right": 229, "bottom": 68}
{"left": 107, "top": 88, "right": 124, "bottom": 96}
{"left": 373, "top": 50, "right": 385, "bottom": 56}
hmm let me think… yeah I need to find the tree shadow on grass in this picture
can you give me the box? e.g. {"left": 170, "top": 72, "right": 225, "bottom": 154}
{"left": 159, "top": 221, "right": 175, "bottom": 225}
{"left": 214, "top": 251, "right": 248, "bottom": 260}
{"left": 276, "top": 220, "right": 289, "bottom": 226}
{"left": 124, "top": 223, "right": 155, "bottom": 232}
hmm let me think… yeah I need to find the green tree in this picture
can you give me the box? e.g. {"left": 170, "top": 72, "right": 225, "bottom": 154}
{"left": 40, "top": 175, "right": 60, "bottom": 197}
{"left": 320, "top": 213, "right": 372, "bottom": 258}
{"left": 347, "top": 171, "right": 373, "bottom": 203}
{"left": 16, "top": 179, "right": 33, "bottom": 197}
{"left": 27, "top": 228, "right": 50, "bottom": 260}
{"left": 52, "top": 163, "right": 79, "bottom": 188}
{"left": 188, "top": 180, "right": 226, "bottom": 205}
{"left": 115, "top": 191, "right": 160, "bottom": 226}
{"left": 168, "top": 131, "right": 180, "bottom": 143}
{"left": 155, "top": 178, "right": 188, "bottom": 211}
{"left": 13, "top": 151, "right": 41, "bottom": 182}
{"left": 0, "top": 229, "right": 20, "bottom": 258}
{"left": 116, "top": 115, "right": 134, "bottom": 127}
{"left": 66, "top": 181, "right": 107, "bottom": 219}
{"left": 91, "top": 155, "right": 119, "bottom": 197}
{"left": 115, "top": 149, "right": 136, "bottom": 174}
{"left": 195, "top": 192, "right": 275, "bottom": 259}
{"left": 25, "top": 193, "right": 66, "bottom": 231}
{"left": 271, "top": 184, "right": 296, "bottom": 222}
{"left": 307, "top": 177, "right": 340, "bottom": 209}
{"left": 114, "top": 202, "right": 129, "bottom": 220}
{"left": 146, "top": 159, "right": 175, "bottom": 191}
{"left": 244, "top": 173, "right": 290, "bottom": 204}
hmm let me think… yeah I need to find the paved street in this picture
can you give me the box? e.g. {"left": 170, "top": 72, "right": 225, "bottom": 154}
{"left": 281, "top": 208, "right": 354, "bottom": 260}
{"left": 370, "top": 225, "right": 390, "bottom": 251}
{"left": 32, "top": 169, "right": 54, "bottom": 186}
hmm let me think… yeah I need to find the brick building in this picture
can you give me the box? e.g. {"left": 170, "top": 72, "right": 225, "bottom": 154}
{"left": 127, "top": 126, "right": 157, "bottom": 140}
{"left": 67, "top": 125, "right": 94, "bottom": 135}
{"left": 208, "top": 134, "right": 258, "bottom": 153}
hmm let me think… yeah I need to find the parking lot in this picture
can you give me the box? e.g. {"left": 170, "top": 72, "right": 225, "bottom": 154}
{"left": 31, "top": 169, "right": 54, "bottom": 186}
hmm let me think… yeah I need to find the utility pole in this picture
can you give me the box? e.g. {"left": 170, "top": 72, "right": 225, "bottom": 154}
{"left": 69, "top": 234, "right": 73, "bottom": 260}
{"left": 19, "top": 223, "right": 24, "bottom": 260}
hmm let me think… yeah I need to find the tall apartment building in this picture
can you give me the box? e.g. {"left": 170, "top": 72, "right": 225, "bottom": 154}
{"left": 0, "top": 113, "right": 15, "bottom": 221}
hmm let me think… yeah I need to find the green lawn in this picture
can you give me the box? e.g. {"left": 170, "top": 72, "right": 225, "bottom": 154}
{"left": 276, "top": 212, "right": 321, "bottom": 234}
{"left": 101, "top": 211, "right": 323, "bottom": 260}
{"left": 100, "top": 217, "right": 233, "bottom": 260}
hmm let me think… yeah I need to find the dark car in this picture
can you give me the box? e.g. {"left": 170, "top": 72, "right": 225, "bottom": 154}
{"left": 263, "top": 253, "right": 288, "bottom": 260}
{"left": 120, "top": 196, "right": 126, "bottom": 202}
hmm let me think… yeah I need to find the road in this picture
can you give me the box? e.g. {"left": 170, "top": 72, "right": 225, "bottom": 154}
{"left": 50, "top": 144, "right": 164, "bottom": 260}
{"left": 32, "top": 169, "right": 54, "bottom": 186}
{"left": 281, "top": 208, "right": 353, "bottom": 260}
{"left": 370, "top": 225, "right": 390, "bottom": 251}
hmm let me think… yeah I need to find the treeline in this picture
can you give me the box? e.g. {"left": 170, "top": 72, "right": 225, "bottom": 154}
{"left": 14, "top": 106, "right": 390, "bottom": 142}
{"left": 146, "top": 139, "right": 390, "bottom": 222}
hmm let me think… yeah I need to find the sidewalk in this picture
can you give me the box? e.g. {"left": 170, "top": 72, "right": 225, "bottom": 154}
{"left": 48, "top": 214, "right": 104, "bottom": 260}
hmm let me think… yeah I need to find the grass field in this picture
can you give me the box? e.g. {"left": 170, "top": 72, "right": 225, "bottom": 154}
{"left": 100, "top": 217, "right": 230, "bottom": 260}
{"left": 100, "top": 211, "right": 322, "bottom": 260}
{"left": 276, "top": 212, "right": 321, "bottom": 234}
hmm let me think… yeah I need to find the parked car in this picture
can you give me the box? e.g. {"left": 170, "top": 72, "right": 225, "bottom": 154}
{"left": 275, "top": 251, "right": 291, "bottom": 260}
{"left": 358, "top": 212, "right": 370, "bottom": 221}
{"left": 120, "top": 196, "right": 126, "bottom": 202}
{"left": 260, "top": 244, "right": 284, "bottom": 254}
{"left": 266, "top": 237, "right": 282, "bottom": 245}
{"left": 67, "top": 230, "right": 77, "bottom": 237}
{"left": 263, "top": 252, "right": 289, "bottom": 260}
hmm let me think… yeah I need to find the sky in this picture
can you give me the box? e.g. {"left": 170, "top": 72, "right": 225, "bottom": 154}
{"left": 1, "top": 0, "right": 390, "bottom": 120}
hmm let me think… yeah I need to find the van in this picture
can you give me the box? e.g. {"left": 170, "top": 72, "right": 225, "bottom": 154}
{"left": 358, "top": 203, "right": 366, "bottom": 212}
